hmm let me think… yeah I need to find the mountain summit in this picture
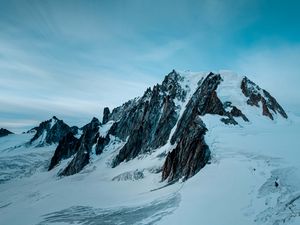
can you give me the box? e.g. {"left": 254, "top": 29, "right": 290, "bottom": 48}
{"left": 48, "top": 70, "right": 287, "bottom": 182}
{"left": 28, "top": 116, "right": 77, "bottom": 147}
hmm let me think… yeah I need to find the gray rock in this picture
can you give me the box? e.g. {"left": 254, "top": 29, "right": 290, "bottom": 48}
{"left": 0, "top": 128, "right": 13, "bottom": 138}
{"left": 112, "top": 70, "right": 185, "bottom": 167}
{"left": 48, "top": 132, "right": 79, "bottom": 171}
{"left": 170, "top": 72, "right": 222, "bottom": 145}
{"left": 241, "top": 77, "right": 288, "bottom": 119}
{"left": 95, "top": 135, "right": 110, "bottom": 155}
{"left": 60, "top": 117, "right": 100, "bottom": 176}
{"left": 102, "top": 107, "right": 110, "bottom": 124}
{"left": 162, "top": 117, "right": 210, "bottom": 182}
{"left": 29, "top": 116, "right": 75, "bottom": 146}
{"left": 112, "top": 170, "right": 144, "bottom": 181}
{"left": 163, "top": 73, "right": 222, "bottom": 182}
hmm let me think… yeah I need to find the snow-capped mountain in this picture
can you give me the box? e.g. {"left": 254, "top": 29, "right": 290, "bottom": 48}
{"left": 48, "top": 70, "right": 287, "bottom": 182}
{"left": 28, "top": 116, "right": 78, "bottom": 147}
{"left": 0, "top": 70, "right": 299, "bottom": 225}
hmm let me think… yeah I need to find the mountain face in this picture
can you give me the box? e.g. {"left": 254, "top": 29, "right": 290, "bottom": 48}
{"left": 47, "top": 70, "right": 288, "bottom": 183}
{"left": 241, "top": 77, "right": 288, "bottom": 120}
{"left": 1, "top": 70, "right": 295, "bottom": 225}
{"left": 59, "top": 117, "right": 100, "bottom": 176}
{"left": 48, "top": 132, "right": 80, "bottom": 171}
{"left": 29, "top": 116, "right": 77, "bottom": 147}
{"left": 0, "top": 128, "right": 13, "bottom": 138}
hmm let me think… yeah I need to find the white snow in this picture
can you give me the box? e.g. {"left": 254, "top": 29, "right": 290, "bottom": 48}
{"left": 160, "top": 113, "right": 300, "bottom": 225}
{"left": 0, "top": 71, "right": 299, "bottom": 225}
{"left": 99, "top": 121, "right": 114, "bottom": 138}
{"left": 30, "top": 130, "right": 48, "bottom": 147}
{"left": 75, "top": 129, "right": 83, "bottom": 139}
{"left": 50, "top": 117, "right": 57, "bottom": 129}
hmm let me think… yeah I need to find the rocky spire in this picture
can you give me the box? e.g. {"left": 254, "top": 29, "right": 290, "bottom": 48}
{"left": 48, "top": 132, "right": 80, "bottom": 171}
{"left": 29, "top": 116, "right": 77, "bottom": 147}
{"left": 102, "top": 107, "right": 110, "bottom": 124}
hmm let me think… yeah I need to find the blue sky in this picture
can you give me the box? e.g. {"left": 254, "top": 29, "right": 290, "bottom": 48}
{"left": 1, "top": 0, "right": 300, "bottom": 132}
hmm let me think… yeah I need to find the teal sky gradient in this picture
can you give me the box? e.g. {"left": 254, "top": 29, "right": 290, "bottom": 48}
{"left": 1, "top": 0, "right": 300, "bottom": 132}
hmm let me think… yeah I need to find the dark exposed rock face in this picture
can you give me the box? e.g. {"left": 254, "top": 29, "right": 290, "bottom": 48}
{"left": 162, "top": 117, "right": 209, "bottom": 182}
{"left": 111, "top": 70, "right": 186, "bottom": 167}
{"left": 60, "top": 118, "right": 101, "bottom": 176}
{"left": 171, "top": 73, "right": 222, "bottom": 145}
{"left": 102, "top": 107, "right": 110, "bottom": 124}
{"left": 241, "top": 77, "right": 288, "bottom": 120}
{"left": 95, "top": 135, "right": 110, "bottom": 155}
{"left": 48, "top": 132, "right": 79, "bottom": 171}
{"left": 0, "top": 128, "right": 13, "bottom": 138}
{"left": 163, "top": 73, "right": 222, "bottom": 181}
{"left": 221, "top": 102, "right": 249, "bottom": 125}
{"left": 52, "top": 116, "right": 116, "bottom": 175}
{"left": 70, "top": 126, "right": 79, "bottom": 135}
{"left": 152, "top": 95, "right": 178, "bottom": 149}
{"left": 105, "top": 99, "right": 139, "bottom": 139}
{"left": 162, "top": 73, "right": 250, "bottom": 181}
{"left": 29, "top": 116, "right": 76, "bottom": 146}
{"left": 230, "top": 105, "right": 249, "bottom": 121}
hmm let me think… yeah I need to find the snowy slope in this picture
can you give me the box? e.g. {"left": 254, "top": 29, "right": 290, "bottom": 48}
{"left": 0, "top": 71, "right": 299, "bottom": 225}
{"left": 160, "top": 113, "right": 300, "bottom": 225}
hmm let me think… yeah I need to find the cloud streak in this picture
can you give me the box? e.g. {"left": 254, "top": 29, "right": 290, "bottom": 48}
{"left": 0, "top": 0, "right": 299, "bottom": 132}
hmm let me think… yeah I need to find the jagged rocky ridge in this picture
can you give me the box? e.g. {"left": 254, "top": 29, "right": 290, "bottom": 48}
{"left": 47, "top": 70, "right": 288, "bottom": 183}
{"left": 0, "top": 128, "right": 13, "bottom": 138}
{"left": 241, "top": 77, "right": 288, "bottom": 120}
{"left": 48, "top": 132, "right": 80, "bottom": 171}
{"left": 28, "top": 116, "right": 77, "bottom": 147}
{"left": 59, "top": 117, "right": 101, "bottom": 176}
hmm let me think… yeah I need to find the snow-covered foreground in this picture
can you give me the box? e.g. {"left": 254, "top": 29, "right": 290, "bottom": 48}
{"left": 160, "top": 113, "right": 300, "bottom": 225}
{"left": 0, "top": 113, "right": 299, "bottom": 225}
{"left": 0, "top": 131, "right": 182, "bottom": 225}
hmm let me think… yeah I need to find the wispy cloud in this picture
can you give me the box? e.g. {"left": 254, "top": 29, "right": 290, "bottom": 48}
{"left": 0, "top": 0, "right": 300, "bottom": 132}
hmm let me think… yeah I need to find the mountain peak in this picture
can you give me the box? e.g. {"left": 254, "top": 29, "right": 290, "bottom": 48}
{"left": 29, "top": 117, "right": 77, "bottom": 147}
{"left": 241, "top": 76, "right": 288, "bottom": 120}
{"left": 47, "top": 70, "right": 288, "bottom": 183}
{"left": 0, "top": 128, "right": 14, "bottom": 138}
{"left": 51, "top": 116, "right": 59, "bottom": 122}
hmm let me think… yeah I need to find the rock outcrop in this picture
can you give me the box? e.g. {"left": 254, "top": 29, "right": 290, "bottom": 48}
{"left": 102, "top": 107, "right": 110, "bottom": 124}
{"left": 95, "top": 135, "right": 110, "bottom": 155}
{"left": 0, "top": 128, "right": 13, "bottom": 138}
{"left": 111, "top": 70, "right": 186, "bottom": 167}
{"left": 48, "top": 132, "right": 79, "bottom": 170}
{"left": 163, "top": 73, "right": 222, "bottom": 181}
{"left": 29, "top": 116, "right": 76, "bottom": 146}
{"left": 59, "top": 117, "right": 101, "bottom": 176}
{"left": 241, "top": 77, "right": 288, "bottom": 120}
{"left": 170, "top": 73, "right": 221, "bottom": 144}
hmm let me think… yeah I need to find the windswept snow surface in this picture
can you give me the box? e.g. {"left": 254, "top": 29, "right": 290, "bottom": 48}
{"left": 0, "top": 71, "right": 299, "bottom": 225}
{"left": 0, "top": 132, "right": 182, "bottom": 225}
{"left": 160, "top": 113, "right": 300, "bottom": 225}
